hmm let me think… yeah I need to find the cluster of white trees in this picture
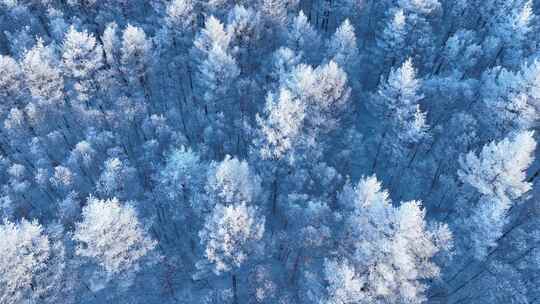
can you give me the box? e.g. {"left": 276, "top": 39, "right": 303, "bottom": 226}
{"left": 0, "top": 0, "right": 539, "bottom": 303}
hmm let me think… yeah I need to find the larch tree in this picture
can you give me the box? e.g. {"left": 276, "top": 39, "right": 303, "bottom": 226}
{"left": 369, "top": 58, "right": 429, "bottom": 172}
{"left": 256, "top": 88, "right": 306, "bottom": 162}
{"left": 197, "top": 202, "right": 265, "bottom": 304}
{"left": 205, "top": 155, "right": 261, "bottom": 207}
{"left": 480, "top": 60, "right": 540, "bottom": 137}
{"left": 73, "top": 197, "right": 156, "bottom": 286}
{"left": 256, "top": 60, "right": 350, "bottom": 163}
{"left": 0, "top": 220, "right": 67, "bottom": 304}
{"left": 374, "top": 8, "right": 409, "bottom": 74}
{"left": 226, "top": 5, "right": 262, "bottom": 70}
{"left": 1, "top": 1, "right": 540, "bottom": 303}
{"left": 456, "top": 131, "right": 536, "bottom": 259}
{"left": 480, "top": 0, "right": 535, "bottom": 68}
{"left": 0, "top": 55, "right": 25, "bottom": 111}
{"left": 285, "top": 60, "right": 351, "bottom": 135}
{"left": 326, "top": 19, "right": 359, "bottom": 77}
{"left": 164, "top": 0, "right": 195, "bottom": 45}
{"left": 330, "top": 175, "right": 452, "bottom": 303}
{"left": 192, "top": 15, "right": 242, "bottom": 155}
{"left": 21, "top": 39, "right": 64, "bottom": 107}
{"left": 61, "top": 26, "right": 104, "bottom": 103}
{"left": 285, "top": 11, "right": 321, "bottom": 63}
{"left": 120, "top": 25, "right": 152, "bottom": 91}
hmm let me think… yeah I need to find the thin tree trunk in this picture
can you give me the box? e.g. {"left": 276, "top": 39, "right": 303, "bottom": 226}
{"left": 232, "top": 273, "right": 238, "bottom": 304}
{"left": 372, "top": 130, "right": 387, "bottom": 173}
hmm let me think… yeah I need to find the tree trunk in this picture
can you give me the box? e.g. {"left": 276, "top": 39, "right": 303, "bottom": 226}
{"left": 372, "top": 130, "right": 387, "bottom": 173}
{"left": 232, "top": 273, "right": 238, "bottom": 304}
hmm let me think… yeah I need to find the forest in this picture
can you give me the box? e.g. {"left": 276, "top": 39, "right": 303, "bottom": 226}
{"left": 0, "top": 0, "right": 539, "bottom": 303}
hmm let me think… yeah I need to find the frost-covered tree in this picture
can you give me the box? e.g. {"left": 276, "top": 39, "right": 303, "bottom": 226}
{"left": 197, "top": 44, "right": 240, "bottom": 111}
{"left": 438, "top": 30, "right": 482, "bottom": 75}
{"left": 332, "top": 175, "right": 452, "bottom": 303}
{"left": 456, "top": 131, "right": 536, "bottom": 259}
{"left": 96, "top": 157, "right": 138, "bottom": 200}
{"left": 197, "top": 202, "right": 265, "bottom": 303}
{"left": 226, "top": 5, "right": 262, "bottom": 69}
{"left": 120, "top": 25, "right": 152, "bottom": 88}
{"left": 62, "top": 26, "right": 103, "bottom": 100}
{"left": 1, "top": 0, "right": 540, "bottom": 302}
{"left": 159, "top": 0, "right": 196, "bottom": 80}
{"left": 21, "top": 39, "right": 64, "bottom": 106}
{"left": 370, "top": 58, "right": 429, "bottom": 170}
{"left": 0, "top": 55, "right": 25, "bottom": 109}
{"left": 191, "top": 15, "right": 242, "bottom": 154}
{"left": 165, "top": 0, "right": 195, "bottom": 39}
{"left": 102, "top": 22, "right": 121, "bottom": 67}
{"left": 285, "top": 11, "right": 321, "bottom": 62}
{"left": 193, "top": 16, "right": 231, "bottom": 58}
{"left": 480, "top": 0, "right": 536, "bottom": 68}
{"left": 157, "top": 146, "right": 206, "bottom": 202}
{"left": 480, "top": 60, "right": 540, "bottom": 136}
{"left": 0, "top": 219, "right": 50, "bottom": 304}
{"left": 256, "top": 60, "right": 350, "bottom": 162}
{"left": 206, "top": 155, "right": 261, "bottom": 206}
{"left": 297, "top": 61, "right": 351, "bottom": 130}
{"left": 399, "top": 0, "right": 441, "bottom": 15}
{"left": 266, "top": 47, "right": 302, "bottom": 88}
{"left": 326, "top": 19, "right": 359, "bottom": 77}
{"left": 0, "top": 220, "right": 67, "bottom": 304}
{"left": 374, "top": 9, "right": 409, "bottom": 73}
{"left": 261, "top": 0, "right": 292, "bottom": 28}
{"left": 256, "top": 88, "right": 306, "bottom": 161}
{"left": 323, "top": 259, "right": 365, "bottom": 304}
{"left": 197, "top": 43, "right": 240, "bottom": 153}
{"left": 73, "top": 197, "right": 156, "bottom": 280}
{"left": 198, "top": 202, "right": 265, "bottom": 274}
{"left": 62, "top": 26, "right": 103, "bottom": 102}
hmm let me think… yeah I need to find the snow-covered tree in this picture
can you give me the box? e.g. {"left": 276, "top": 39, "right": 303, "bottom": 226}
{"left": 370, "top": 58, "right": 429, "bottom": 167}
{"left": 326, "top": 19, "right": 359, "bottom": 76}
{"left": 193, "top": 16, "right": 231, "bottom": 60}
{"left": 96, "top": 157, "right": 138, "bottom": 200}
{"left": 261, "top": 0, "right": 292, "bottom": 28}
{"left": 120, "top": 25, "right": 152, "bottom": 87}
{"left": 481, "top": 0, "right": 536, "bottom": 68}
{"left": 285, "top": 11, "right": 321, "bottom": 62}
{"left": 198, "top": 202, "right": 265, "bottom": 275}
{"left": 197, "top": 44, "right": 240, "bottom": 111}
{"left": 102, "top": 22, "right": 121, "bottom": 67}
{"left": 0, "top": 55, "right": 25, "bottom": 109}
{"left": 256, "top": 60, "right": 350, "bottom": 162}
{"left": 480, "top": 60, "right": 540, "bottom": 136}
{"left": 62, "top": 26, "right": 103, "bottom": 102}
{"left": 256, "top": 88, "right": 306, "bottom": 161}
{"left": 323, "top": 259, "right": 365, "bottom": 304}
{"left": 157, "top": 146, "right": 206, "bottom": 202}
{"left": 332, "top": 175, "right": 452, "bottom": 303}
{"left": 1, "top": 1, "right": 539, "bottom": 303}
{"left": 292, "top": 61, "right": 350, "bottom": 129}
{"left": 165, "top": 0, "right": 195, "bottom": 35}
{"left": 0, "top": 220, "right": 67, "bottom": 304}
{"left": 399, "top": 0, "right": 441, "bottom": 15}
{"left": 226, "top": 5, "right": 262, "bottom": 69}
{"left": 206, "top": 155, "right": 261, "bottom": 206}
{"left": 73, "top": 197, "right": 156, "bottom": 277}
{"left": 21, "top": 39, "right": 64, "bottom": 106}
{"left": 375, "top": 8, "right": 409, "bottom": 71}
{"left": 197, "top": 202, "right": 265, "bottom": 303}
{"left": 457, "top": 131, "right": 536, "bottom": 259}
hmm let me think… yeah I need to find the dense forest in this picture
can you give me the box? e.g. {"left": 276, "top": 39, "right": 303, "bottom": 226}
{"left": 0, "top": 0, "right": 539, "bottom": 303}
